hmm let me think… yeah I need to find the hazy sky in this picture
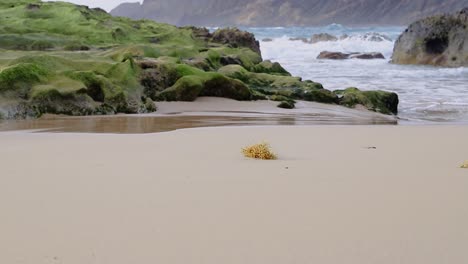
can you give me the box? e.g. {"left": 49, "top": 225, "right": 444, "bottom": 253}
{"left": 44, "top": 0, "right": 143, "bottom": 12}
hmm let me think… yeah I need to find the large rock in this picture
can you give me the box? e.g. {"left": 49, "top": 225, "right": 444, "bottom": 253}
{"left": 310, "top": 33, "right": 338, "bottom": 44}
{"left": 211, "top": 28, "right": 261, "bottom": 56}
{"left": 335, "top": 88, "right": 399, "bottom": 115}
{"left": 349, "top": 53, "right": 385, "bottom": 59}
{"left": 317, "top": 51, "right": 385, "bottom": 60}
{"left": 317, "top": 51, "right": 350, "bottom": 60}
{"left": 392, "top": 8, "right": 468, "bottom": 67}
{"left": 0, "top": 1, "right": 400, "bottom": 119}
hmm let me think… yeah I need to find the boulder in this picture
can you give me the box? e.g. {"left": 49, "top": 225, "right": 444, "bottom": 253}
{"left": 335, "top": 88, "right": 399, "bottom": 115}
{"left": 317, "top": 51, "right": 386, "bottom": 60}
{"left": 289, "top": 37, "right": 309, "bottom": 43}
{"left": 392, "top": 8, "right": 468, "bottom": 67}
{"left": 349, "top": 52, "right": 386, "bottom": 59}
{"left": 184, "top": 26, "right": 212, "bottom": 41}
{"left": 317, "top": 51, "right": 350, "bottom": 60}
{"left": 310, "top": 33, "right": 338, "bottom": 44}
{"left": 277, "top": 101, "right": 295, "bottom": 109}
{"left": 211, "top": 28, "right": 262, "bottom": 56}
{"left": 252, "top": 60, "right": 291, "bottom": 76}
{"left": 361, "top": 32, "right": 392, "bottom": 42}
{"left": 220, "top": 55, "right": 243, "bottom": 66}
{"left": 157, "top": 73, "right": 253, "bottom": 102}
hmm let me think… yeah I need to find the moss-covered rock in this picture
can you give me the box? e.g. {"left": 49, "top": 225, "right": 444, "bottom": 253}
{"left": 335, "top": 87, "right": 399, "bottom": 114}
{"left": 139, "top": 65, "right": 178, "bottom": 99}
{"left": 300, "top": 88, "right": 338, "bottom": 104}
{"left": 0, "top": 0, "right": 400, "bottom": 119}
{"left": 211, "top": 28, "right": 262, "bottom": 56}
{"left": 0, "top": 63, "right": 49, "bottom": 98}
{"left": 269, "top": 94, "right": 295, "bottom": 103}
{"left": 29, "top": 88, "right": 96, "bottom": 116}
{"left": 218, "top": 65, "right": 250, "bottom": 83}
{"left": 253, "top": 60, "right": 291, "bottom": 76}
{"left": 277, "top": 101, "right": 295, "bottom": 109}
{"left": 157, "top": 75, "right": 204, "bottom": 101}
{"left": 144, "top": 97, "right": 157, "bottom": 112}
{"left": 200, "top": 74, "right": 252, "bottom": 100}
{"left": 157, "top": 73, "right": 252, "bottom": 101}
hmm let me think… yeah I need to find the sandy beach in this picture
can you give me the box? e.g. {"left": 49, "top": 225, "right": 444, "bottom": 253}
{"left": 1, "top": 125, "right": 468, "bottom": 264}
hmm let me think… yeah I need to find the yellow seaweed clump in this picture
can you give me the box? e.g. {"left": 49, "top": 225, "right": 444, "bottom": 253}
{"left": 461, "top": 161, "right": 468, "bottom": 169}
{"left": 242, "top": 142, "right": 277, "bottom": 160}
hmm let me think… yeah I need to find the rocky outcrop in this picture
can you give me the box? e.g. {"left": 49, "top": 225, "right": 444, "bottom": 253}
{"left": 392, "top": 8, "right": 468, "bottom": 67}
{"left": 335, "top": 88, "right": 399, "bottom": 115}
{"left": 111, "top": 0, "right": 468, "bottom": 27}
{"left": 318, "top": 51, "right": 386, "bottom": 60}
{"left": 289, "top": 37, "right": 309, "bottom": 43}
{"left": 211, "top": 28, "right": 261, "bottom": 56}
{"left": 317, "top": 51, "right": 350, "bottom": 60}
{"left": 358, "top": 33, "right": 392, "bottom": 42}
{"left": 0, "top": 0, "right": 399, "bottom": 118}
{"left": 310, "top": 33, "right": 338, "bottom": 44}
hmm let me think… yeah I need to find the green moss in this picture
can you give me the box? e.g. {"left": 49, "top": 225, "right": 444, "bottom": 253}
{"left": 200, "top": 73, "right": 252, "bottom": 101}
{"left": 301, "top": 88, "right": 338, "bottom": 104}
{"left": 253, "top": 60, "right": 291, "bottom": 76}
{"left": 0, "top": 0, "right": 399, "bottom": 118}
{"left": 277, "top": 101, "right": 295, "bottom": 109}
{"left": 157, "top": 72, "right": 252, "bottom": 101}
{"left": 335, "top": 87, "right": 399, "bottom": 114}
{"left": 174, "top": 64, "right": 205, "bottom": 77}
{"left": 269, "top": 94, "right": 295, "bottom": 103}
{"left": 30, "top": 88, "right": 96, "bottom": 116}
{"left": 0, "top": 63, "right": 49, "bottom": 97}
{"left": 30, "top": 77, "right": 85, "bottom": 98}
{"left": 144, "top": 97, "right": 157, "bottom": 112}
{"left": 63, "top": 43, "right": 90, "bottom": 51}
{"left": 218, "top": 65, "right": 250, "bottom": 83}
{"left": 157, "top": 75, "right": 204, "bottom": 101}
{"left": 205, "top": 49, "right": 221, "bottom": 69}
{"left": 67, "top": 71, "right": 130, "bottom": 111}
{"left": 105, "top": 59, "right": 139, "bottom": 88}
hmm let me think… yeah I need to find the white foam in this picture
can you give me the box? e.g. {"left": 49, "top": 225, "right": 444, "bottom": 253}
{"left": 260, "top": 36, "right": 395, "bottom": 61}
{"left": 256, "top": 31, "right": 468, "bottom": 123}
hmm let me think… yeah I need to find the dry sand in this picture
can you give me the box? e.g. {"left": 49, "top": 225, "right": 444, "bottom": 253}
{"left": 1, "top": 125, "right": 468, "bottom": 264}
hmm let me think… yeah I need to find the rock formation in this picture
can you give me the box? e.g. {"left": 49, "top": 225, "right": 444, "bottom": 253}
{"left": 310, "top": 33, "right": 338, "bottom": 44}
{"left": 0, "top": 0, "right": 399, "bottom": 119}
{"left": 318, "top": 51, "right": 386, "bottom": 60}
{"left": 392, "top": 8, "right": 468, "bottom": 67}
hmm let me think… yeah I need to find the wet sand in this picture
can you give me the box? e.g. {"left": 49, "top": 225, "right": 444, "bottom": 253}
{"left": 0, "top": 97, "right": 397, "bottom": 133}
{"left": 1, "top": 125, "right": 468, "bottom": 264}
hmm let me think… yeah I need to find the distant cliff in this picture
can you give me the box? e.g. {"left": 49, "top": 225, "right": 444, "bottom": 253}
{"left": 111, "top": 0, "right": 468, "bottom": 27}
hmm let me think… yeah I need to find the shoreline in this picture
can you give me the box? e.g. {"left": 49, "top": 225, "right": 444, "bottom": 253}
{"left": 0, "top": 97, "right": 399, "bottom": 134}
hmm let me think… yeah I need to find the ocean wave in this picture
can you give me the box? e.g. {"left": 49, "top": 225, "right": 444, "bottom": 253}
{"left": 260, "top": 35, "right": 395, "bottom": 60}
{"left": 253, "top": 26, "right": 468, "bottom": 123}
{"left": 324, "top": 23, "right": 347, "bottom": 31}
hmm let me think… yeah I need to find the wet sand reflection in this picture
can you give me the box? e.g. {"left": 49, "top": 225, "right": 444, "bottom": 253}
{"left": 0, "top": 113, "right": 397, "bottom": 134}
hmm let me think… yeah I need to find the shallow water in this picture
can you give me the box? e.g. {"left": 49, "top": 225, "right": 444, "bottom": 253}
{"left": 244, "top": 25, "right": 468, "bottom": 123}
{"left": 0, "top": 112, "right": 396, "bottom": 134}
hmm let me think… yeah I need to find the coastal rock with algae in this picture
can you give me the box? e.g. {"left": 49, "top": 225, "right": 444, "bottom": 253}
{"left": 392, "top": 8, "right": 468, "bottom": 67}
{"left": 0, "top": 0, "right": 399, "bottom": 118}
